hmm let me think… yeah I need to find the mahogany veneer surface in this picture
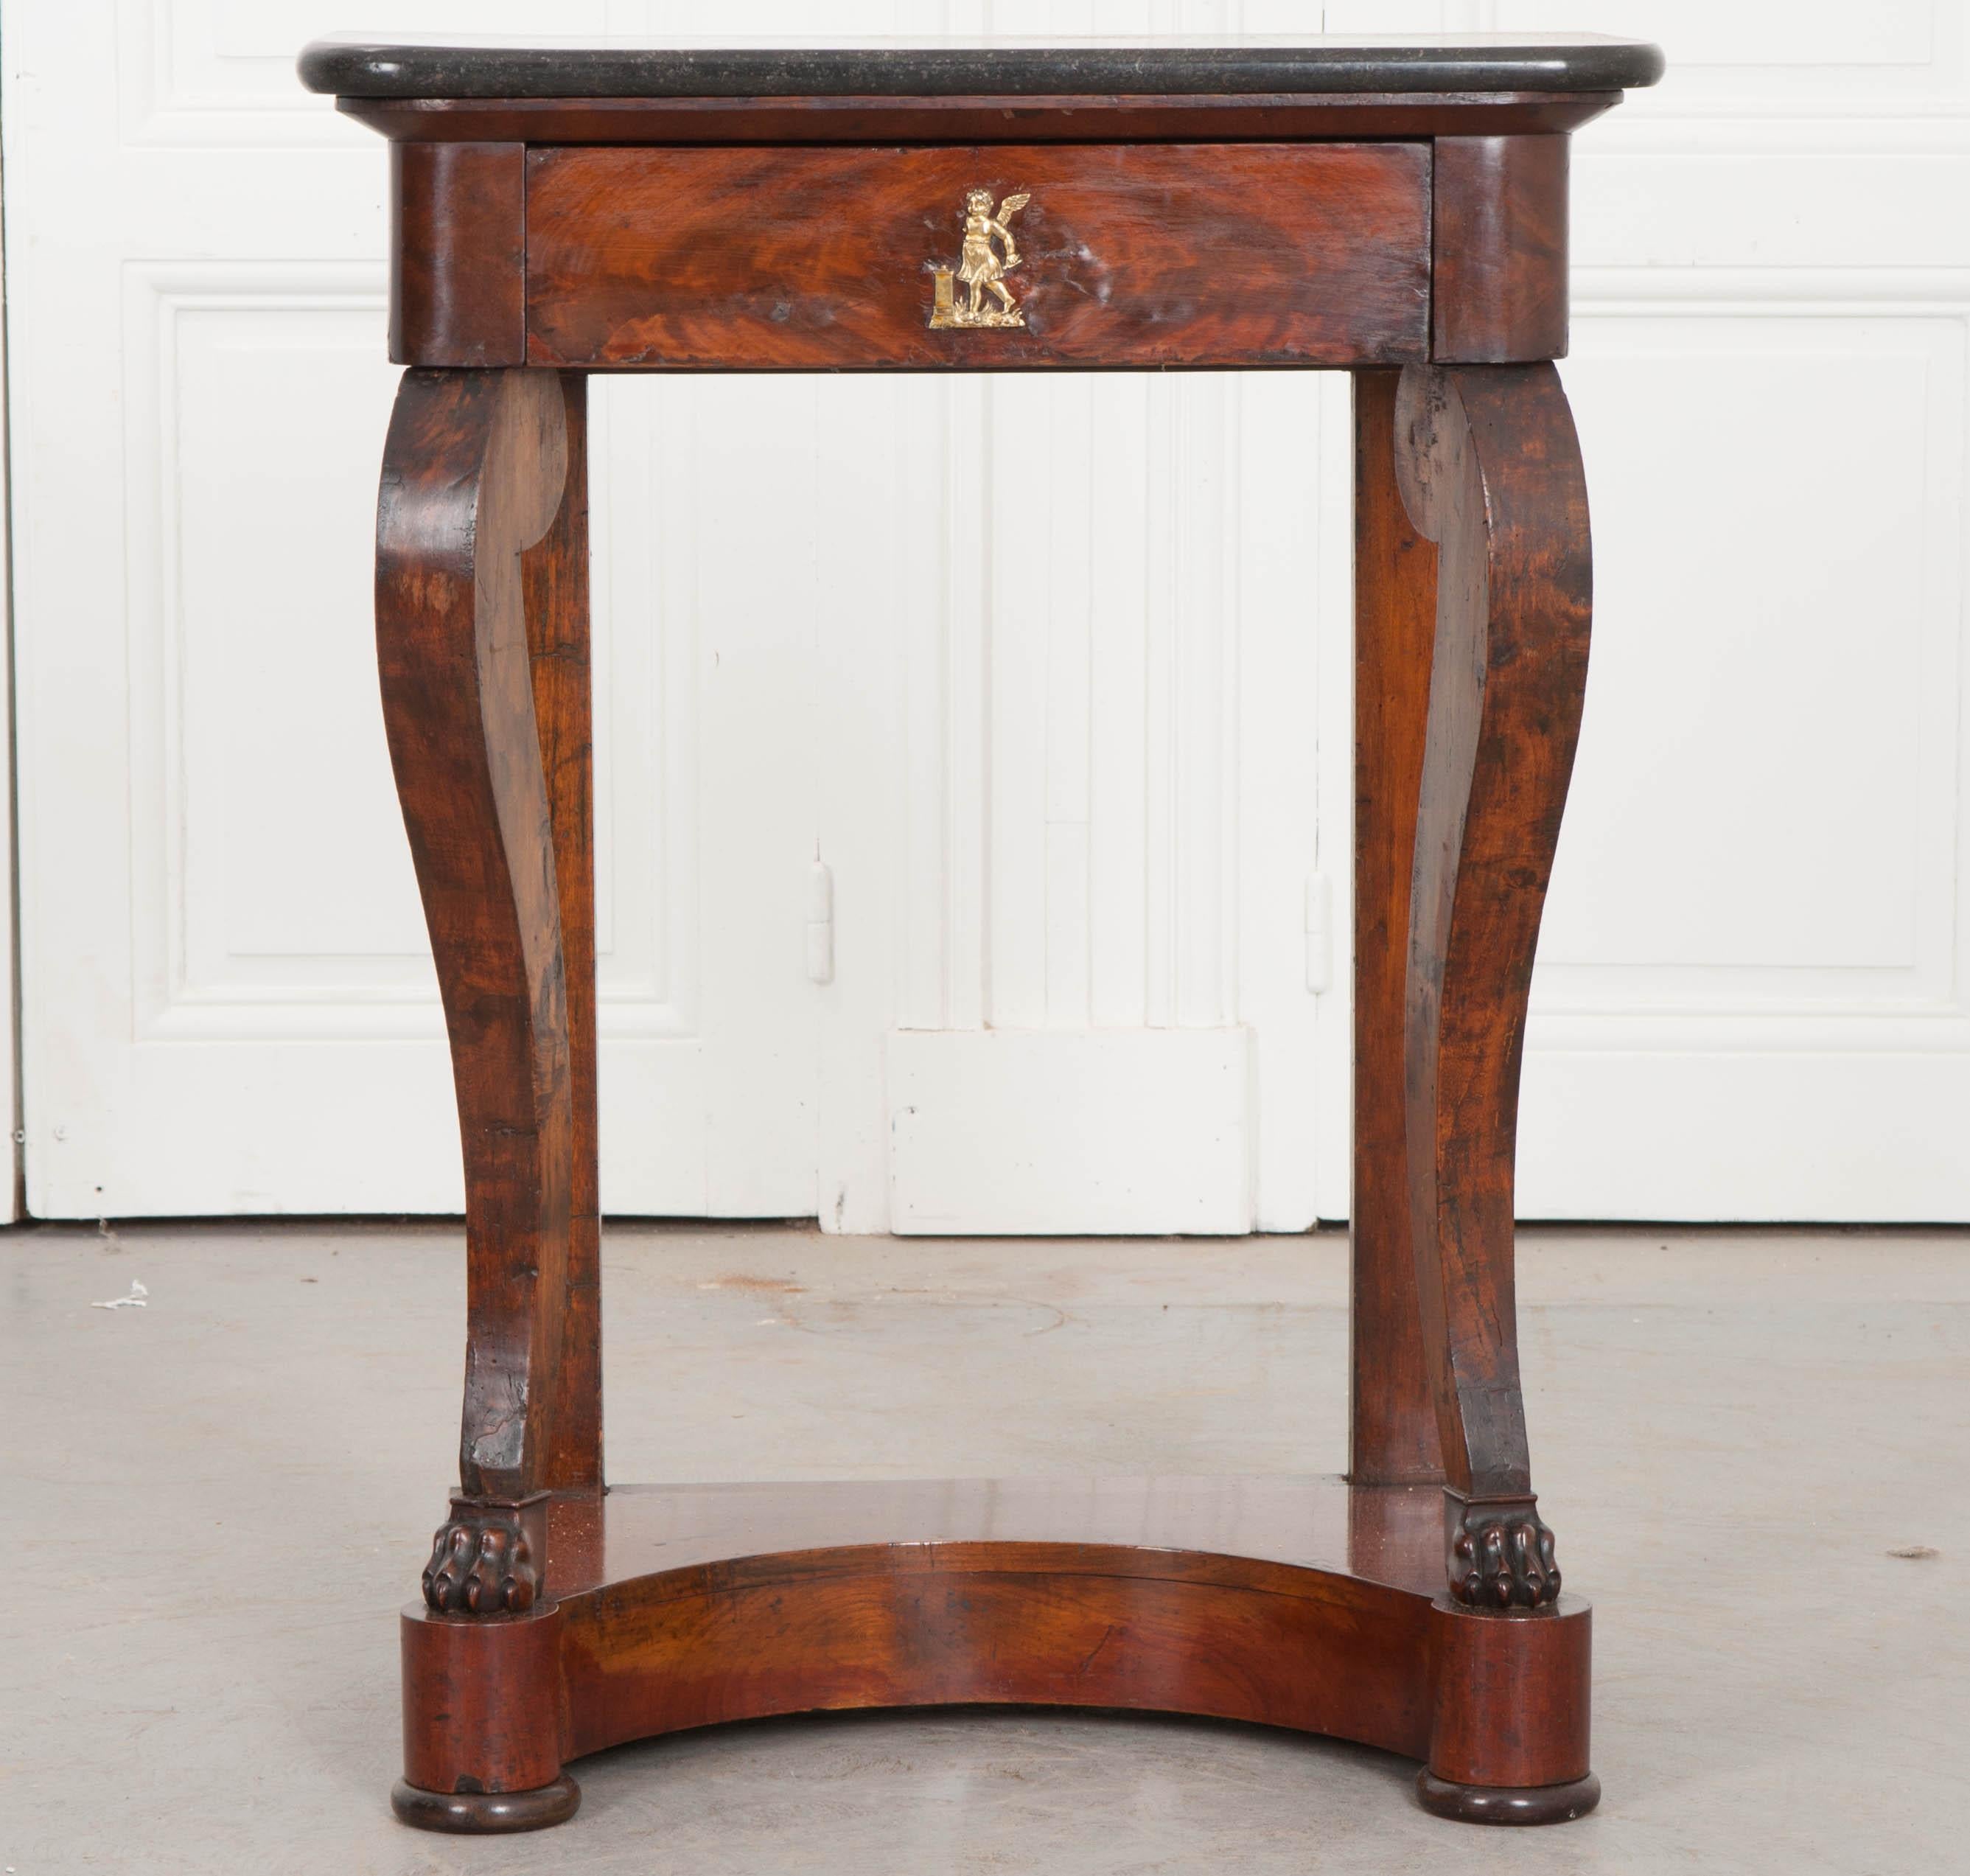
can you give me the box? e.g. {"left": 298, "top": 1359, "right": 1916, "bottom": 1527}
{"left": 545, "top": 1473, "right": 1443, "bottom": 1599}
{"left": 524, "top": 142, "right": 1431, "bottom": 371}
{"left": 340, "top": 92, "right": 1623, "bottom": 147}
{"left": 320, "top": 26, "right": 1663, "bottom": 1835}
{"left": 399, "top": 1476, "right": 1590, "bottom": 1791}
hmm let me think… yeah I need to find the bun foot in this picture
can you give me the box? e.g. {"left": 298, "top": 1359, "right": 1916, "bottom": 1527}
{"left": 1415, "top": 1770, "right": 1600, "bottom": 1826}
{"left": 391, "top": 1774, "right": 581, "bottom": 1833}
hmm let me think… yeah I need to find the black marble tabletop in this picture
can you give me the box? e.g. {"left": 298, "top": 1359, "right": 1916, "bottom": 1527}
{"left": 298, "top": 33, "right": 1664, "bottom": 101}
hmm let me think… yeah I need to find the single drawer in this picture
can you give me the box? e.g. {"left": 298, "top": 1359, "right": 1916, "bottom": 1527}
{"left": 524, "top": 142, "right": 1430, "bottom": 371}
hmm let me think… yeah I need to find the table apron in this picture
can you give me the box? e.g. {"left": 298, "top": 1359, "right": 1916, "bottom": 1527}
{"left": 527, "top": 142, "right": 1431, "bottom": 372}
{"left": 390, "top": 136, "right": 1568, "bottom": 372}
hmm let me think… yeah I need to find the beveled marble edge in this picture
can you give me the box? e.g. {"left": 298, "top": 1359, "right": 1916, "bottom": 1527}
{"left": 298, "top": 34, "right": 1666, "bottom": 102}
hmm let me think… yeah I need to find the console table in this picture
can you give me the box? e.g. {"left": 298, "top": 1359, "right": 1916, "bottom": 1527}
{"left": 300, "top": 31, "right": 1664, "bottom": 1835}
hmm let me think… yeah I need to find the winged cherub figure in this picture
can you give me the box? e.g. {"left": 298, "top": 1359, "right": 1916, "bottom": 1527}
{"left": 957, "top": 189, "right": 1030, "bottom": 322}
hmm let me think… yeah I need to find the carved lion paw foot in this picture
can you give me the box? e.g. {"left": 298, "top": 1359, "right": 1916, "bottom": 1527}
{"left": 422, "top": 1503, "right": 539, "bottom": 1614}
{"left": 1447, "top": 1497, "right": 1560, "bottom": 1610}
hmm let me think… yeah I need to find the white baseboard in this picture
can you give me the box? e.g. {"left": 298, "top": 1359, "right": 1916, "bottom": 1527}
{"left": 885, "top": 1028, "right": 1253, "bottom": 1235}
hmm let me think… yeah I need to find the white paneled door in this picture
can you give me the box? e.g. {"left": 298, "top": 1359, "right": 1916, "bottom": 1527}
{"left": 9, "top": 1, "right": 1970, "bottom": 1227}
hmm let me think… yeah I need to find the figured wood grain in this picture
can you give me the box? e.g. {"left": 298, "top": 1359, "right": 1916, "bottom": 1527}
{"left": 561, "top": 1561, "right": 1433, "bottom": 1763}
{"left": 1394, "top": 363, "right": 1590, "bottom": 1600}
{"left": 1431, "top": 136, "right": 1571, "bottom": 363}
{"left": 1427, "top": 1591, "right": 1593, "bottom": 1789}
{"left": 1350, "top": 370, "right": 1445, "bottom": 1489}
{"left": 400, "top": 1599, "right": 567, "bottom": 1796}
{"left": 392, "top": 1476, "right": 1596, "bottom": 1831}
{"left": 523, "top": 142, "right": 1431, "bottom": 371}
{"left": 520, "top": 375, "right": 601, "bottom": 1496}
{"left": 376, "top": 369, "right": 574, "bottom": 1511}
{"left": 342, "top": 89, "right": 1621, "bottom": 147}
{"left": 345, "top": 47, "right": 1629, "bottom": 1833}
{"left": 390, "top": 142, "right": 525, "bottom": 367}
{"left": 554, "top": 1474, "right": 1442, "bottom": 1600}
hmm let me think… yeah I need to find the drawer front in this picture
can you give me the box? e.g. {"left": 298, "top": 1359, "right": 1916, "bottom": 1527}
{"left": 525, "top": 143, "right": 1430, "bottom": 371}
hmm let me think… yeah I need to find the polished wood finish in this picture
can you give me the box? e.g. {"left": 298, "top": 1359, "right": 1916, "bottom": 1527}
{"left": 378, "top": 119, "right": 1588, "bottom": 373}
{"left": 391, "top": 1775, "right": 581, "bottom": 1833}
{"left": 1393, "top": 362, "right": 1591, "bottom": 1605}
{"left": 377, "top": 369, "right": 584, "bottom": 1588}
{"left": 400, "top": 1594, "right": 567, "bottom": 1797}
{"left": 1426, "top": 1584, "right": 1592, "bottom": 1786}
{"left": 521, "top": 376, "right": 601, "bottom": 1494}
{"left": 390, "top": 1478, "right": 1594, "bottom": 1831}
{"left": 342, "top": 89, "right": 1621, "bottom": 147}
{"left": 563, "top": 1551, "right": 1427, "bottom": 1765}
{"left": 332, "top": 35, "right": 1652, "bottom": 1835}
{"left": 1350, "top": 371, "right": 1445, "bottom": 1488}
{"left": 389, "top": 143, "right": 526, "bottom": 367}
{"left": 1432, "top": 136, "right": 1571, "bottom": 364}
{"left": 524, "top": 142, "right": 1430, "bottom": 371}
{"left": 1417, "top": 1771, "right": 1602, "bottom": 1826}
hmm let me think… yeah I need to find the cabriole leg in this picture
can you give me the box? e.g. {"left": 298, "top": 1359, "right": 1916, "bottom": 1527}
{"left": 376, "top": 366, "right": 591, "bottom": 1830}
{"left": 1393, "top": 360, "right": 1590, "bottom": 1608}
{"left": 1393, "top": 360, "right": 1598, "bottom": 1824}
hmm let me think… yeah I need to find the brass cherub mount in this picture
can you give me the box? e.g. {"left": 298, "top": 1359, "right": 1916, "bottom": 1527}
{"left": 929, "top": 187, "right": 1032, "bottom": 329}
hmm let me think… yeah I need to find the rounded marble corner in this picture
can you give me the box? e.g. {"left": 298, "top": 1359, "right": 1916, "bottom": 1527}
{"left": 296, "top": 35, "right": 1666, "bottom": 103}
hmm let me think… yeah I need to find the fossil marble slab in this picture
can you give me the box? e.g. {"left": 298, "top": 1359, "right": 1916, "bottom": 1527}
{"left": 298, "top": 33, "right": 1665, "bottom": 101}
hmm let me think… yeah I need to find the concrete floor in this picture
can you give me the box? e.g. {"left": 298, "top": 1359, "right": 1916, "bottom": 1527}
{"left": 6, "top": 1221, "right": 1967, "bottom": 1873}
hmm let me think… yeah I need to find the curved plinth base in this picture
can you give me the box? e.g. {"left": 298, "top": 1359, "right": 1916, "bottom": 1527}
{"left": 1417, "top": 1771, "right": 1602, "bottom": 1825}
{"left": 391, "top": 1774, "right": 581, "bottom": 1833}
{"left": 394, "top": 1478, "right": 1596, "bottom": 1833}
